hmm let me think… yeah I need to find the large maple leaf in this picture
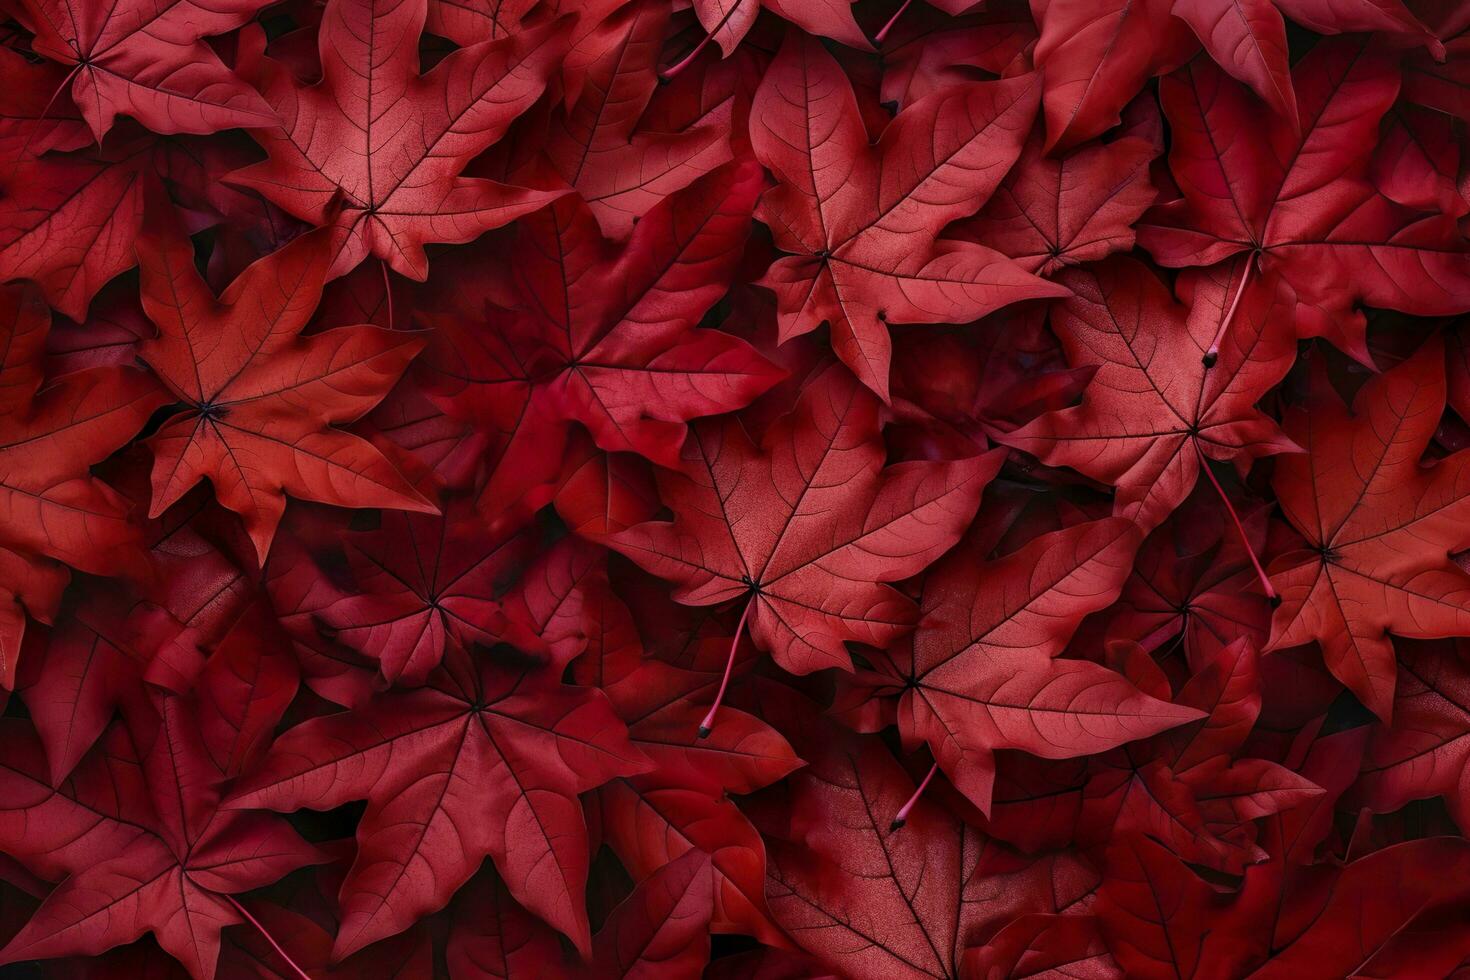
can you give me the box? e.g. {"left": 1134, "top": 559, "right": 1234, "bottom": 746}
{"left": 1140, "top": 38, "right": 1470, "bottom": 362}
{"left": 421, "top": 161, "right": 782, "bottom": 527}
{"left": 135, "top": 198, "right": 434, "bottom": 562}
{"left": 6, "top": 0, "right": 275, "bottom": 139}
{"left": 1267, "top": 338, "right": 1470, "bottom": 721}
{"left": 0, "top": 698, "right": 321, "bottom": 980}
{"left": 836, "top": 518, "right": 1203, "bottom": 815}
{"left": 0, "top": 283, "right": 166, "bottom": 689}
{"left": 1002, "top": 257, "right": 1298, "bottom": 532}
{"left": 607, "top": 365, "right": 996, "bottom": 677}
{"left": 227, "top": 646, "right": 650, "bottom": 959}
{"left": 226, "top": 0, "right": 570, "bottom": 280}
{"left": 749, "top": 30, "right": 1067, "bottom": 400}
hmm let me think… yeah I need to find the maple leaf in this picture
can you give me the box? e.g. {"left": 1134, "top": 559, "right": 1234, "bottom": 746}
{"left": 1140, "top": 38, "right": 1470, "bottom": 363}
{"left": 8, "top": 0, "right": 274, "bottom": 140}
{"left": 0, "top": 699, "right": 321, "bottom": 980}
{"left": 226, "top": 0, "right": 570, "bottom": 280}
{"left": 227, "top": 647, "right": 651, "bottom": 959}
{"left": 1083, "top": 483, "right": 1273, "bottom": 676}
{"left": 421, "top": 161, "right": 782, "bottom": 526}
{"left": 135, "top": 197, "right": 435, "bottom": 562}
{"left": 607, "top": 365, "right": 996, "bottom": 677}
{"left": 1002, "top": 257, "right": 1299, "bottom": 535}
{"left": 309, "top": 494, "right": 536, "bottom": 686}
{"left": 749, "top": 30, "right": 1067, "bottom": 400}
{"left": 0, "top": 283, "right": 166, "bottom": 689}
{"left": 838, "top": 518, "right": 1203, "bottom": 815}
{"left": 1267, "top": 338, "right": 1470, "bottom": 721}
{"left": 957, "top": 130, "right": 1158, "bottom": 277}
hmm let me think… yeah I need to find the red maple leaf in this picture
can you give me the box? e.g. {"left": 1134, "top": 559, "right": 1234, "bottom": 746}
{"left": 1002, "top": 257, "right": 1298, "bottom": 533}
{"left": 608, "top": 365, "right": 995, "bottom": 679}
{"left": 136, "top": 196, "right": 434, "bottom": 562}
{"left": 0, "top": 698, "right": 322, "bottom": 980}
{"left": 8, "top": 0, "right": 274, "bottom": 140}
{"left": 749, "top": 30, "right": 1067, "bottom": 400}
{"left": 227, "top": 646, "right": 650, "bottom": 958}
{"left": 307, "top": 493, "right": 535, "bottom": 686}
{"left": 1140, "top": 38, "right": 1470, "bottom": 363}
{"left": 1267, "top": 339, "right": 1470, "bottom": 721}
{"left": 751, "top": 682, "right": 1107, "bottom": 980}
{"left": 957, "top": 128, "right": 1158, "bottom": 277}
{"left": 420, "top": 160, "right": 782, "bottom": 528}
{"left": 836, "top": 518, "right": 1203, "bottom": 815}
{"left": 226, "top": 0, "right": 569, "bottom": 280}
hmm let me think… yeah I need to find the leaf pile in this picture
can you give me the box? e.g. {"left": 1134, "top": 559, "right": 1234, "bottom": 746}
{"left": 3, "top": 0, "right": 1470, "bottom": 976}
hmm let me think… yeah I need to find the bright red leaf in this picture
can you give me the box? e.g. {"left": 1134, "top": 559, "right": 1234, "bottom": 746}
{"left": 136, "top": 196, "right": 434, "bottom": 562}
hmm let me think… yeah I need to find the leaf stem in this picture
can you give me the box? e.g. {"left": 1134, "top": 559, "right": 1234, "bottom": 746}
{"left": 224, "top": 894, "right": 313, "bottom": 980}
{"left": 874, "top": 0, "right": 913, "bottom": 45}
{"left": 698, "top": 594, "right": 753, "bottom": 738}
{"left": 890, "top": 762, "right": 938, "bottom": 831}
{"left": 1191, "top": 438, "right": 1276, "bottom": 602}
{"left": 1203, "top": 253, "right": 1256, "bottom": 367}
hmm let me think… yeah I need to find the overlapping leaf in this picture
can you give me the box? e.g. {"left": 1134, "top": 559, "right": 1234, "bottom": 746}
{"left": 750, "top": 30, "right": 1067, "bottom": 400}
